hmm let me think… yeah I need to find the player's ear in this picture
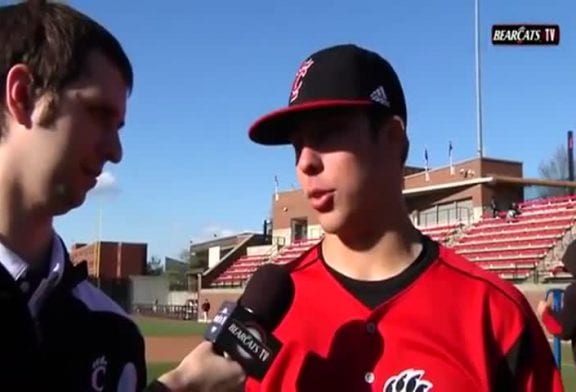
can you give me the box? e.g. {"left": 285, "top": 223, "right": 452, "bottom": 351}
{"left": 384, "top": 115, "right": 407, "bottom": 163}
{"left": 386, "top": 115, "right": 406, "bottom": 142}
{"left": 5, "top": 64, "right": 34, "bottom": 127}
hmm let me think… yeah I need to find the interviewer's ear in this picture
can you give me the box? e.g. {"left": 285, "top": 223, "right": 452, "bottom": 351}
{"left": 5, "top": 64, "right": 34, "bottom": 127}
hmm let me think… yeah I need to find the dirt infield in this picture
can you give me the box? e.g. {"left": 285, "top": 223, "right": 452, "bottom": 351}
{"left": 146, "top": 335, "right": 204, "bottom": 363}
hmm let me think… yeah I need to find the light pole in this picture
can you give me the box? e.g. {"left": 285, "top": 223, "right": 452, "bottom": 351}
{"left": 474, "top": 0, "right": 484, "bottom": 158}
{"left": 94, "top": 198, "right": 103, "bottom": 286}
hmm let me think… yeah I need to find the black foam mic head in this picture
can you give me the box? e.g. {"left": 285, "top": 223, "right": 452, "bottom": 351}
{"left": 239, "top": 263, "right": 295, "bottom": 330}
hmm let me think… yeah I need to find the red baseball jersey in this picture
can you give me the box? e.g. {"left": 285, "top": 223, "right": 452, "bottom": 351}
{"left": 543, "top": 307, "right": 564, "bottom": 336}
{"left": 245, "top": 237, "right": 564, "bottom": 391}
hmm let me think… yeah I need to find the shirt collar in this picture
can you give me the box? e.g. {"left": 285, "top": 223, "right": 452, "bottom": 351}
{"left": 0, "top": 232, "right": 66, "bottom": 286}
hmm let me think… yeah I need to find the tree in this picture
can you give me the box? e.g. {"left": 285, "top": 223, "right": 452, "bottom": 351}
{"left": 179, "top": 247, "right": 205, "bottom": 269}
{"left": 178, "top": 248, "right": 191, "bottom": 263}
{"left": 537, "top": 144, "right": 572, "bottom": 198}
{"left": 164, "top": 257, "right": 189, "bottom": 290}
{"left": 146, "top": 256, "right": 163, "bottom": 276}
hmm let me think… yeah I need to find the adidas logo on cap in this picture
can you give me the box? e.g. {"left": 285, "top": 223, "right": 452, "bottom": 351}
{"left": 370, "top": 86, "right": 390, "bottom": 107}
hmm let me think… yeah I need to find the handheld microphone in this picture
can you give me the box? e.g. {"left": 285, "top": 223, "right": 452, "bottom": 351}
{"left": 204, "top": 263, "right": 295, "bottom": 380}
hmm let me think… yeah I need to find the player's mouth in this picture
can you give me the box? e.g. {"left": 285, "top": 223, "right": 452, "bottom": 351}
{"left": 308, "top": 189, "right": 335, "bottom": 212}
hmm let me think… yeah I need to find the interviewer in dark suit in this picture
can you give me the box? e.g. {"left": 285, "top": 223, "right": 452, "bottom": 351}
{"left": 0, "top": 1, "right": 245, "bottom": 391}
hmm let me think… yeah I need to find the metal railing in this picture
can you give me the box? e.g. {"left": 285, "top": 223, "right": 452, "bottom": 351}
{"left": 415, "top": 207, "right": 473, "bottom": 228}
{"left": 133, "top": 303, "right": 198, "bottom": 320}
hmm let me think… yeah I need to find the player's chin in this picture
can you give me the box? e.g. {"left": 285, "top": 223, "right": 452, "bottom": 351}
{"left": 317, "top": 210, "right": 347, "bottom": 235}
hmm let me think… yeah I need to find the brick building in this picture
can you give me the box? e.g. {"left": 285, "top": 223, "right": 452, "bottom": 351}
{"left": 268, "top": 156, "right": 573, "bottom": 245}
{"left": 70, "top": 241, "right": 148, "bottom": 279}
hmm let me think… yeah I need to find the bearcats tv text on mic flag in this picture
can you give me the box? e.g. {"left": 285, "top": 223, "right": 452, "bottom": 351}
{"left": 204, "top": 264, "right": 295, "bottom": 380}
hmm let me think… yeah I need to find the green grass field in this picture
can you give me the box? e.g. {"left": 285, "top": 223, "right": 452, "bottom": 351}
{"left": 137, "top": 316, "right": 576, "bottom": 388}
{"left": 134, "top": 317, "right": 206, "bottom": 383}
{"left": 147, "top": 362, "right": 178, "bottom": 383}
{"left": 561, "top": 343, "right": 575, "bottom": 389}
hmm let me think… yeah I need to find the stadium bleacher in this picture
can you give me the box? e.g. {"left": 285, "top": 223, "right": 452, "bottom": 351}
{"left": 210, "top": 238, "right": 321, "bottom": 287}
{"left": 208, "top": 195, "right": 576, "bottom": 287}
{"left": 210, "top": 254, "right": 269, "bottom": 287}
{"left": 452, "top": 195, "right": 576, "bottom": 281}
{"left": 271, "top": 238, "right": 321, "bottom": 265}
{"left": 419, "top": 223, "right": 462, "bottom": 243}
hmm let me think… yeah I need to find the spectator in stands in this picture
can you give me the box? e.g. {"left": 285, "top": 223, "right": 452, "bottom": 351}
{"left": 244, "top": 44, "right": 563, "bottom": 391}
{"left": 538, "top": 240, "right": 576, "bottom": 365}
{"left": 490, "top": 196, "right": 500, "bottom": 218}
{"left": 507, "top": 201, "right": 521, "bottom": 219}
{"left": 201, "top": 298, "right": 211, "bottom": 322}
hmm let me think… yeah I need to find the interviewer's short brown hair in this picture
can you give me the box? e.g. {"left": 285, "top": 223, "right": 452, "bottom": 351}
{"left": 0, "top": 0, "right": 133, "bottom": 133}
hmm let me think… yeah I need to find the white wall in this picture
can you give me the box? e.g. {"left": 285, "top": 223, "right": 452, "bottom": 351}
{"left": 308, "top": 224, "right": 323, "bottom": 239}
{"left": 273, "top": 228, "right": 291, "bottom": 246}
{"left": 473, "top": 206, "right": 484, "bottom": 223}
{"left": 208, "top": 246, "right": 221, "bottom": 269}
{"left": 273, "top": 225, "right": 323, "bottom": 247}
{"left": 131, "top": 276, "right": 200, "bottom": 306}
{"left": 131, "top": 275, "right": 169, "bottom": 305}
{"left": 247, "top": 244, "right": 278, "bottom": 256}
{"left": 167, "top": 290, "right": 197, "bottom": 305}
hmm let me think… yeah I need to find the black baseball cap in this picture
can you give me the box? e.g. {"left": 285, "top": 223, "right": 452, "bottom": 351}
{"left": 248, "top": 44, "right": 407, "bottom": 145}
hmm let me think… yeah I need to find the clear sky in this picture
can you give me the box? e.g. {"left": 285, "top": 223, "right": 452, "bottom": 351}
{"left": 43, "top": 0, "right": 575, "bottom": 260}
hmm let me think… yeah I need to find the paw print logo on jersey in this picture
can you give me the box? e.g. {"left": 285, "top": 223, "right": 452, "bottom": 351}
{"left": 383, "top": 369, "right": 433, "bottom": 392}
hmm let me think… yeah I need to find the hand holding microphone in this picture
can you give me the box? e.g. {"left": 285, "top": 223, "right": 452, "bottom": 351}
{"left": 156, "top": 341, "right": 245, "bottom": 392}
{"left": 151, "top": 264, "right": 294, "bottom": 391}
{"left": 204, "top": 263, "right": 295, "bottom": 380}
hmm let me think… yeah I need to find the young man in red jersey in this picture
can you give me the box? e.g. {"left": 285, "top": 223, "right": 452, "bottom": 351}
{"left": 245, "top": 44, "right": 564, "bottom": 391}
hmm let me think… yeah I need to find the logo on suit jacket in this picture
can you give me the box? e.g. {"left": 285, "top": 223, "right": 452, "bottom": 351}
{"left": 91, "top": 355, "right": 108, "bottom": 391}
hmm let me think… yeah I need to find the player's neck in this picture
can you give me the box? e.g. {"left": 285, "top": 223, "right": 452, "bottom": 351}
{"left": 0, "top": 177, "right": 54, "bottom": 268}
{"left": 322, "top": 214, "right": 422, "bottom": 281}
